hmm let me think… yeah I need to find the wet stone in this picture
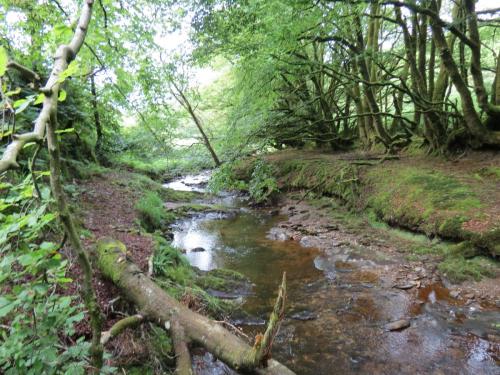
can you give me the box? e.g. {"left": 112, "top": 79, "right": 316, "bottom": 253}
{"left": 385, "top": 319, "right": 411, "bottom": 331}
{"left": 450, "top": 290, "right": 460, "bottom": 299}
{"left": 290, "top": 310, "right": 318, "bottom": 321}
{"left": 393, "top": 282, "right": 416, "bottom": 290}
{"left": 191, "top": 247, "right": 206, "bottom": 252}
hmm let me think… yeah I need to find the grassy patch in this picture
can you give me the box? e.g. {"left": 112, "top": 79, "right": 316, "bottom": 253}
{"left": 476, "top": 166, "right": 500, "bottom": 180}
{"left": 196, "top": 268, "right": 248, "bottom": 292}
{"left": 438, "top": 256, "right": 498, "bottom": 283}
{"left": 113, "top": 152, "right": 170, "bottom": 177}
{"left": 152, "top": 237, "right": 235, "bottom": 317}
{"left": 135, "top": 192, "right": 175, "bottom": 232}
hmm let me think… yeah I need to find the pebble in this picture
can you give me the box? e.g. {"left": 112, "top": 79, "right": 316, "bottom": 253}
{"left": 385, "top": 319, "right": 411, "bottom": 331}
{"left": 393, "top": 283, "right": 416, "bottom": 290}
{"left": 450, "top": 291, "right": 460, "bottom": 299}
{"left": 191, "top": 247, "right": 206, "bottom": 252}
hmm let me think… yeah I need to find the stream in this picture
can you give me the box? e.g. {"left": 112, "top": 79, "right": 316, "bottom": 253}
{"left": 164, "top": 173, "right": 499, "bottom": 375}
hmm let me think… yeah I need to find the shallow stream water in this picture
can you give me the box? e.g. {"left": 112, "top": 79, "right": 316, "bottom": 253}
{"left": 165, "top": 174, "right": 499, "bottom": 375}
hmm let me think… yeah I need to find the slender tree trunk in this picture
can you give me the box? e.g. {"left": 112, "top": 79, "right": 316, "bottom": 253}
{"left": 90, "top": 74, "right": 105, "bottom": 163}
{"left": 429, "top": 0, "right": 486, "bottom": 146}
{"left": 171, "top": 83, "right": 221, "bottom": 167}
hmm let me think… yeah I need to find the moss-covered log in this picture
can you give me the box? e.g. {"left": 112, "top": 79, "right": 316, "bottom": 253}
{"left": 95, "top": 238, "right": 296, "bottom": 375}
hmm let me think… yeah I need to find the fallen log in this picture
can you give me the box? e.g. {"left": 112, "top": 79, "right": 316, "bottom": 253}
{"left": 95, "top": 237, "right": 295, "bottom": 375}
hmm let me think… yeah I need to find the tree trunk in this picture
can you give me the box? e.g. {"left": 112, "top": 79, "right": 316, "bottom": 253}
{"left": 90, "top": 74, "right": 105, "bottom": 164}
{"left": 429, "top": 0, "right": 486, "bottom": 146}
{"left": 171, "top": 82, "right": 221, "bottom": 167}
{"left": 95, "top": 238, "right": 295, "bottom": 375}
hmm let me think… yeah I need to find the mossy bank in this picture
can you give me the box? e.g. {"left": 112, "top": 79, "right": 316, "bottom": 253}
{"left": 226, "top": 150, "right": 500, "bottom": 282}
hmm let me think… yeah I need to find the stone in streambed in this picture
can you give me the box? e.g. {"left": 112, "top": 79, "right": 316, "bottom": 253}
{"left": 385, "top": 319, "right": 410, "bottom": 331}
{"left": 191, "top": 247, "right": 206, "bottom": 252}
{"left": 291, "top": 310, "right": 318, "bottom": 321}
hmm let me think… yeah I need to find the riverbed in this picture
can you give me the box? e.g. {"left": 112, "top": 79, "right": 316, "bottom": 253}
{"left": 164, "top": 173, "right": 499, "bottom": 375}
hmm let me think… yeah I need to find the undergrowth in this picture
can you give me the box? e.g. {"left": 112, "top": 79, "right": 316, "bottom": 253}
{"left": 151, "top": 237, "right": 236, "bottom": 317}
{"left": 135, "top": 192, "right": 175, "bottom": 232}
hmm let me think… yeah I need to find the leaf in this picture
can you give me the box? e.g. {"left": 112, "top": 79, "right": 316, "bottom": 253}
{"left": 57, "top": 60, "right": 80, "bottom": 83}
{"left": 34, "top": 93, "right": 45, "bottom": 104}
{"left": 13, "top": 96, "right": 35, "bottom": 114}
{"left": 58, "top": 89, "right": 67, "bottom": 102}
{"left": 55, "top": 128, "right": 75, "bottom": 134}
{"left": 0, "top": 297, "right": 15, "bottom": 318}
{"left": 0, "top": 46, "right": 7, "bottom": 76}
{"left": 5, "top": 87, "right": 22, "bottom": 96}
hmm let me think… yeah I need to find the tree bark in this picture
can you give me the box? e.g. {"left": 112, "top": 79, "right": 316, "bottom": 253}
{"left": 95, "top": 238, "right": 295, "bottom": 375}
{"left": 90, "top": 73, "right": 105, "bottom": 163}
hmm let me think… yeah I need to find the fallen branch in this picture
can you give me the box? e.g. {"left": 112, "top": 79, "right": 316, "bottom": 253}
{"left": 100, "top": 314, "right": 145, "bottom": 345}
{"left": 95, "top": 237, "right": 296, "bottom": 375}
{"left": 250, "top": 272, "right": 286, "bottom": 367}
{"left": 171, "top": 319, "right": 193, "bottom": 375}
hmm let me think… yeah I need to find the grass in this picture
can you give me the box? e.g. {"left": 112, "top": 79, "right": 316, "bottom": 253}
{"left": 438, "top": 256, "right": 497, "bottom": 283}
{"left": 135, "top": 191, "right": 175, "bottom": 232}
{"left": 151, "top": 236, "right": 236, "bottom": 317}
{"left": 113, "top": 152, "right": 170, "bottom": 177}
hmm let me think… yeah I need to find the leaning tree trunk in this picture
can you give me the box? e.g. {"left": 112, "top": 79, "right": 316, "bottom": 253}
{"left": 96, "top": 238, "right": 295, "bottom": 375}
{"left": 171, "top": 82, "right": 221, "bottom": 167}
{"left": 0, "top": 0, "right": 104, "bottom": 370}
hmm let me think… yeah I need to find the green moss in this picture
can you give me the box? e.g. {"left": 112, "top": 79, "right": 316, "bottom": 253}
{"left": 477, "top": 166, "right": 500, "bottom": 180}
{"left": 438, "top": 217, "right": 468, "bottom": 239}
{"left": 162, "top": 188, "right": 202, "bottom": 202}
{"left": 448, "top": 241, "right": 480, "bottom": 259}
{"left": 196, "top": 268, "right": 248, "bottom": 292}
{"left": 95, "top": 237, "right": 129, "bottom": 283}
{"left": 473, "top": 228, "right": 500, "bottom": 257}
{"left": 367, "top": 167, "right": 483, "bottom": 240}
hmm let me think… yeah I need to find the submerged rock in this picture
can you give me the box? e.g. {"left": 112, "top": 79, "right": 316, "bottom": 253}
{"left": 291, "top": 310, "right": 318, "bottom": 321}
{"left": 267, "top": 227, "right": 291, "bottom": 241}
{"left": 385, "top": 319, "right": 411, "bottom": 331}
{"left": 191, "top": 247, "right": 206, "bottom": 252}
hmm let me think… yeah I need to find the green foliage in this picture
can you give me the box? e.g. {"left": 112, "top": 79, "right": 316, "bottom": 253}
{"left": 135, "top": 192, "right": 173, "bottom": 232}
{"left": 0, "top": 177, "right": 98, "bottom": 374}
{"left": 438, "top": 256, "right": 498, "bottom": 283}
{"left": 151, "top": 237, "right": 231, "bottom": 317}
{"left": 208, "top": 162, "right": 248, "bottom": 193}
{"left": 367, "top": 167, "right": 482, "bottom": 237}
{"left": 152, "top": 236, "right": 191, "bottom": 281}
{"left": 248, "top": 158, "right": 279, "bottom": 203}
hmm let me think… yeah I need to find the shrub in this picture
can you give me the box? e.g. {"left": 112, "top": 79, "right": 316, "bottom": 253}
{"left": 248, "top": 158, "right": 279, "bottom": 203}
